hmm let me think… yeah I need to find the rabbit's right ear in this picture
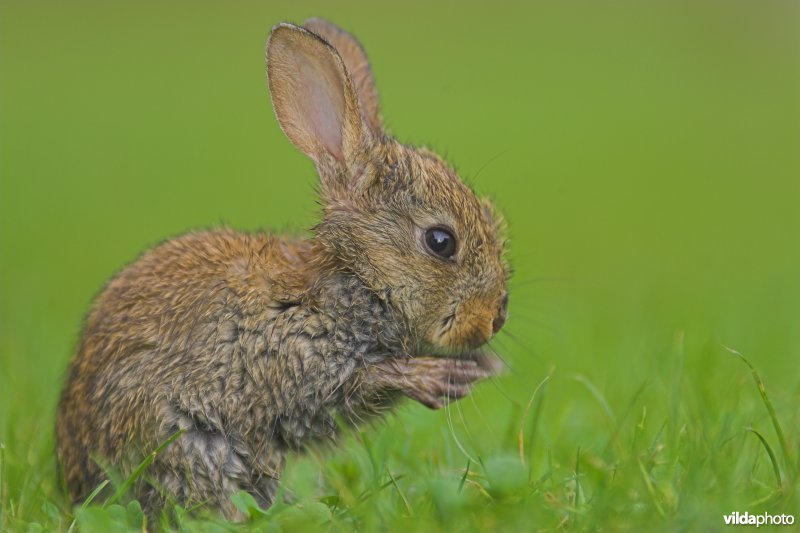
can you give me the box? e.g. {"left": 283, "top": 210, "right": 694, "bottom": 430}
{"left": 267, "top": 23, "right": 366, "bottom": 171}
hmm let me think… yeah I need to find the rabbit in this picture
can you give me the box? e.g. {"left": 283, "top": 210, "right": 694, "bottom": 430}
{"left": 56, "top": 18, "right": 509, "bottom": 521}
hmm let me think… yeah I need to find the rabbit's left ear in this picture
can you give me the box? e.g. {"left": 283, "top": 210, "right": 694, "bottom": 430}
{"left": 303, "top": 18, "right": 382, "bottom": 136}
{"left": 267, "top": 23, "right": 366, "bottom": 168}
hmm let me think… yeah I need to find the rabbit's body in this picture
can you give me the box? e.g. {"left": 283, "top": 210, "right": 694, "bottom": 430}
{"left": 58, "top": 230, "right": 409, "bottom": 514}
{"left": 57, "top": 19, "right": 509, "bottom": 520}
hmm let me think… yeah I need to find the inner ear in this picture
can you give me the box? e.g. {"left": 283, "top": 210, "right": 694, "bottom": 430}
{"left": 293, "top": 48, "right": 348, "bottom": 160}
{"left": 267, "top": 23, "right": 363, "bottom": 164}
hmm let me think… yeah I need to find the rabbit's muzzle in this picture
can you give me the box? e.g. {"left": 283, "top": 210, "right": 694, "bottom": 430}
{"left": 434, "top": 290, "right": 508, "bottom": 350}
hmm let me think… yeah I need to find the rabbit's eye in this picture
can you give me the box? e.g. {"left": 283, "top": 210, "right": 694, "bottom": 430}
{"left": 425, "top": 227, "right": 457, "bottom": 259}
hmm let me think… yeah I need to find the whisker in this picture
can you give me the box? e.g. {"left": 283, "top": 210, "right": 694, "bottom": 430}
{"left": 454, "top": 375, "right": 477, "bottom": 445}
{"left": 505, "top": 313, "right": 557, "bottom": 334}
{"left": 490, "top": 335, "right": 518, "bottom": 360}
{"left": 497, "top": 329, "right": 543, "bottom": 361}
{"left": 445, "top": 370, "right": 477, "bottom": 464}
{"left": 486, "top": 373, "right": 520, "bottom": 408}
{"left": 485, "top": 339, "right": 513, "bottom": 373}
{"left": 467, "top": 149, "right": 511, "bottom": 183}
{"left": 468, "top": 381, "right": 488, "bottom": 424}
{"left": 508, "top": 275, "right": 575, "bottom": 289}
{"left": 484, "top": 342, "right": 522, "bottom": 407}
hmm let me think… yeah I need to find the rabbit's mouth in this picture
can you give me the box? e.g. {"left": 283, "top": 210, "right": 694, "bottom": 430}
{"left": 429, "top": 310, "right": 495, "bottom": 352}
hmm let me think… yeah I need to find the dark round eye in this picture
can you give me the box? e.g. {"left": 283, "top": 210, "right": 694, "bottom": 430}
{"left": 424, "top": 227, "right": 457, "bottom": 259}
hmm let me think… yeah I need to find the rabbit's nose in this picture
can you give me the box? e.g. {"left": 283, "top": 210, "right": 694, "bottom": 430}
{"left": 492, "top": 292, "right": 508, "bottom": 334}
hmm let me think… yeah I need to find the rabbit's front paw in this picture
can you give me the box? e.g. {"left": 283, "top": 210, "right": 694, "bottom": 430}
{"left": 372, "top": 356, "right": 494, "bottom": 410}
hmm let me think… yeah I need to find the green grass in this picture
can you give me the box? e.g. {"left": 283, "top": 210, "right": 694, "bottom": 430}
{"left": 1, "top": 0, "right": 799, "bottom": 531}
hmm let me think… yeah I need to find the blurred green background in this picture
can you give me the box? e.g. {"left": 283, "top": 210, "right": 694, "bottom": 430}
{"left": 1, "top": 1, "right": 799, "bottom": 530}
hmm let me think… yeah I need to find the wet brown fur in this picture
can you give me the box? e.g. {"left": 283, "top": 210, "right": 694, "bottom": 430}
{"left": 56, "top": 19, "right": 508, "bottom": 520}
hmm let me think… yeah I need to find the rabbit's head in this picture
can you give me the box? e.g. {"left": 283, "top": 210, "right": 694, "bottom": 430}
{"left": 267, "top": 20, "right": 509, "bottom": 352}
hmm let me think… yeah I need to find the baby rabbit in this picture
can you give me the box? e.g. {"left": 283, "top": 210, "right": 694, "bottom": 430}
{"left": 56, "top": 18, "right": 509, "bottom": 520}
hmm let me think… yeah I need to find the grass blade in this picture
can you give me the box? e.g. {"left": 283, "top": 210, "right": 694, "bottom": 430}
{"left": 726, "top": 346, "right": 795, "bottom": 479}
{"left": 745, "top": 427, "right": 782, "bottom": 489}
{"left": 106, "top": 428, "right": 184, "bottom": 507}
{"left": 573, "top": 446, "right": 581, "bottom": 508}
{"left": 386, "top": 468, "right": 412, "bottom": 515}
{"left": 573, "top": 375, "right": 623, "bottom": 457}
{"left": 0, "top": 443, "right": 5, "bottom": 532}
{"left": 572, "top": 375, "right": 617, "bottom": 426}
{"left": 604, "top": 379, "right": 648, "bottom": 456}
{"left": 81, "top": 480, "right": 111, "bottom": 510}
{"left": 518, "top": 375, "right": 550, "bottom": 465}
{"left": 637, "top": 460, "right": 666, "bottom": 518}
{"left": 457, "top": 459, "right": 471, "bottom": 494}
{"left": 66, "top": 479, "right": 110, "bottom": 533}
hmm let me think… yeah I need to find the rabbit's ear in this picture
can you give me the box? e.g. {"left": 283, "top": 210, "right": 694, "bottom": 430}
{"left": 267, "top": 23, "right": 365, "bottom": 166}
{"left": 302, "top": 18, "right": 382, "bottom": 135}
